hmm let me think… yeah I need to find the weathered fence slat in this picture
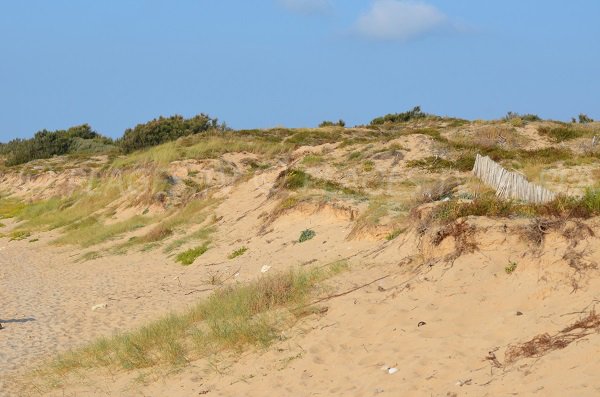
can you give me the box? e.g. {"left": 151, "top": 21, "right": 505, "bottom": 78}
{"left": 472, "top": 154, "right": 556, "bottom": 203}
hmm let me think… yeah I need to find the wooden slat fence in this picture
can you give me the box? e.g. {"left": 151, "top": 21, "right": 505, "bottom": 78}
{"left": 472, "top": 154, "right": 556, "bottom": 203}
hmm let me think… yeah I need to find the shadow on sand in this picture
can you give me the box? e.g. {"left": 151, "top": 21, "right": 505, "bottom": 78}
{"left": 0, "top": 317, "right": 36, "bottom": 324}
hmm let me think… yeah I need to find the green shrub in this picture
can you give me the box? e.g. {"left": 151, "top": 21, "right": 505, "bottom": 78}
{"left": 319, "top": 120, "right": 345, "bottom": 128}
{"left": 176, "top": 243, "right": 209, "bottom": 265}
{"left": 578, "top": 114, "right": 594, "bottom": 124}
{"left": 504, "top": 112, "right": 541, "bottom": 122}
{"left": 120, "top": 114, "right": 225, "bottom": 153}
{"left": 0, "top": 124, "right": 113, "bottom": 166}
{"left": 299, "top": 229, "right": 316, "bottom": 243}
{"left": 370, "top": 106, "right": 431, "bottom": 125}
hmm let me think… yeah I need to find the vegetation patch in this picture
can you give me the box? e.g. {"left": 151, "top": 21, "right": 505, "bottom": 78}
{"left": 370, "top": 106, "right": 432, "bottom": 125}
{"left": 299, "top": 229, "right": 316, "bottom": 243}
{"left": 429, "top": 189, "right": 600, "bottom": 224}
{"left": 274, "top": 169, "right": 365, "bottom": 198}
{"left": 8, "top": 230, "right": 31, "bottom": 241}
{"left": 538, "top": 126, "right": 588, "bottom": 142}
{"left": 228, "top": 246, "right": 248, "bottom": 259}
{"left": 39, "top": 266, "right": 340, "bottom": 387}
{"left": 176, "top": 243, "right": 209, "bottom": 265}
{"left": 505, "top": 261, "right": 518, "bottom": 274}
{"left": 407, "top": 154, "right": 475, "bottom": 172}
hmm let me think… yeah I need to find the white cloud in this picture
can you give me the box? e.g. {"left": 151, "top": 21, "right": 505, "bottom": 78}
{"left": 277, "top": 0, "right": 332, "bottom": 16}
{"left": 355, "top": 0, "right": 448, "bottom": 41}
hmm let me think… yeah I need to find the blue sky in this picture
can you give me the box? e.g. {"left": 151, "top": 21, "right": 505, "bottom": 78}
{"left": 1, "top": 0, "right": 599, "bottom": 140}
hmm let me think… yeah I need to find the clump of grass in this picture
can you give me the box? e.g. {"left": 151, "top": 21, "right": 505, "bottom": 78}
{"left": 301, "top": 154, "right": 324, "bottom": 166}
{"left": 43, "top": 267, "right": 336, "bottom": 381}
{"left": 228, "top": 246, "right": 248, "bottom": 259}
{"left": 386, "top": 228, "right": 406, "bottom": 241}
{"left": 298, "top": 229, "right": 316, "bottom": 243}
{"left": 407, "top": 154, "right": 475, "bottom": 172}
{"left": 275, "top": 169, "right": 365, "bottom": 198}
{"left": 9, "top": 230, "right": 31, "bottom": 241}
{"left": 176, "top": 243, "right": 209, "bottom": 265}
{"left": 55, "top": 215, "right": 152, "bottom": 247}
{"left": 164, "top": 226, "right": 216, "bottom": 254}
{"left": 505, "top": 261, "right": 518, "bottom": 274}
{"left": 0, "top": 196, "right": 25, "bottom": 219}
{"left": 429, "top": 189, "right": 600, "bottom": 225}
{"left": 538, "top": 126, "right": 587, "bottom": 142}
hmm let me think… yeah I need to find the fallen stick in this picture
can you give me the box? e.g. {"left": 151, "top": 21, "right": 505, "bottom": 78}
{"left": 304, "top": 274, "right": 391, "bottom": 307}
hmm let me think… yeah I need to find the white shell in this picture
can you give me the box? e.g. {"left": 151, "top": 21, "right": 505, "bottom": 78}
{"left": 260, "top": 265, "right": 271, "bottom": 273}
{"left": 388, "top": 367, "right": 398, "bottom": 375}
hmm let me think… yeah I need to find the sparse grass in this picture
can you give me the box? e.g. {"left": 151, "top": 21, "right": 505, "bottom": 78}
{"left": 301, "top": 154, "right": 324, "bottom": 166}
{"left": 113, "top": 133, "right": 295, "bottom": 168}
{"left": 55, "top": 215, "right": 153, "bottom": 247}
{"left": 298, "top": 229, "right": 316, "bottom": 243}
{"left": 176, "top": 243, "right": 209, "bottom": 265}
{"left": 407, "top": 154, "right": 475, "bottom": 172}
{"left": 276, "top": 169, "right": 366, "bottom": 198}
{"left": 386, "top": 228, "right": 406, "bottom": 241}
{"left": 429, "top": 189, "right": 600, "bottom": 224}
{"left": 8, "top": 230, "right": 31, "bottom": 241}
{"left": 41, "top": 266, "right": 337, "bottom": 384}
{"left": 228, "top": 246, "right": 248, "bottom": 259}
{"left": 538, "top": 126, "right": 587, "bottom": 142}
{"left": 164, "top": 226, "right": 216, "bottom": 254}
{"left": 0, "top": 196, "right": 25, "bottom": 219}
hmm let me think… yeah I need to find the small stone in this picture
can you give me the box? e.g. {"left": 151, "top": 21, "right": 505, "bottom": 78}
{"left": 516, "top": 311, "right": 523, "bottom": 316}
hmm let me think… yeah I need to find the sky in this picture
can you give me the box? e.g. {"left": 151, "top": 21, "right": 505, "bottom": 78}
{"left": 1, "top": 0, "right": 599, "bottom": 140}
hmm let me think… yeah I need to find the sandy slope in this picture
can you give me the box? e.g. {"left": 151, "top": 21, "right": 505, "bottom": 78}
{"left": 5, "top": 214, "right": 600, "bottom": 396}
{"left": 1, "top": 122, "right": 600, "bottom": 396}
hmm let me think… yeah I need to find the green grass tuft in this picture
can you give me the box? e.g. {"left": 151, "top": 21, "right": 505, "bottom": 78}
{"left": 228, "top": 246, "right": 248, "bottom": 259}
{"left": 176, "top": 243, "right": 209, "bottom": 265}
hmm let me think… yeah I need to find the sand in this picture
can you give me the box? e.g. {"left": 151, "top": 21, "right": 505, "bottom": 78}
{"left": 1, "top": 122, "right": 600, "bottom": 396}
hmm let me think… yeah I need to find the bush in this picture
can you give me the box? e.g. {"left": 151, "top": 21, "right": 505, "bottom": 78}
{"left": 578, "top": 114, "right": 594, "bottom": 124}
{"left": 299, "top": 229, "right": 316, "bottom": 243}
{"left": 504, "top": 112, "right": 541, "bottom": 122}
{"left": 319, "top": 120, "right": 345, "bottom": 128}
{"left": 0, "top": 124, "right": 113, "bottom": 166}
{"left": 120, "top": 114, "right": 225, "bottom": 153}
{"left": 370, "top": 106, "right": 430, "bottom": 125}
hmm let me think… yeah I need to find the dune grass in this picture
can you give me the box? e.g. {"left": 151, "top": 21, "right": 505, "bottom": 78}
{"left": 176, "top": 243, "right": 210, "bottom": 265}
{"left": 112, "top": 134, "right": 295, "bottom": 168}
{"left": 228, "top": 246, "right": 248, "bottom": 259}
{"left": 54, "top": 215, "right": 153, "bottom": 247}
{"left": 164, "top": 225, "right": 216, "bottom": 254}
{"left": 0, "top": 195, "right": 26, "bottom": 219}
{"left": 43, "top": 266, "right": 340, "bottom": 384}
{"left": 430, "top": 188, "right": 600, "bottom": 224}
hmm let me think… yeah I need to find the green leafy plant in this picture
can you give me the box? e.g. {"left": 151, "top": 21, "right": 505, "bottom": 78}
{"left": 505, "top": 261, "right": 518, "bottom": 274}
{"left": 299, "top": 229, "right": 316, "bottom": 243}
